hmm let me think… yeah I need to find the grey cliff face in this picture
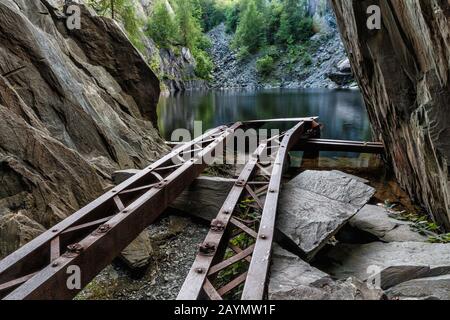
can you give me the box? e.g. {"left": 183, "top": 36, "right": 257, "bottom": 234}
{"left": 331, "top": 0, "right": 450, "bottom": 227}
{"left": 0, "top": 0, "right": 166, "bottom": 257}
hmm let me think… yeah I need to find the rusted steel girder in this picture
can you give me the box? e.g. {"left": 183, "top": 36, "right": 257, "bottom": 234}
{"left": 241, "top": 120, "right": 308, "bottom": 300}
{"left": 0, "top": 123, "right": 242, "bottom": 300}
{"left": 177, "top": 120, "right": 314, "bottom": 300}
{"left": 294, "top": 138, "right": 384, "bottom": 154}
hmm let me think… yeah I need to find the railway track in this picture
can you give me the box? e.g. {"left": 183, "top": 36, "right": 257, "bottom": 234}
{"left": 0, "top": 117, "right": 383, "bottom": 300}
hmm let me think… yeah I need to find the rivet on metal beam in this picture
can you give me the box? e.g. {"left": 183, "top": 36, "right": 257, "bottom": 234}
{"left": 199, "top": 242, "right": 216, "bottom": 256}
{"left": 97, "top": 224, "right": 111, "bottom": 234}
{"left": 196, "top": 268, "right": 204, "bottom": 274}
{"left": 210, "top": 219, "right": 225, "bottom": 232}
{"left": 67, "top": 243, "right": 83, "bottom": 254}
{"left": 52, "top": 262, "right": 59, "bottom": 267}
{"left": 260, "top": 234, "right": 267, "bottom": 240}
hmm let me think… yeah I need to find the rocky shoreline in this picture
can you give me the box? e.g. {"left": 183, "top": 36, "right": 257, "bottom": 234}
{"left": 206, "top": 23, "right": 356, "bottom": 90}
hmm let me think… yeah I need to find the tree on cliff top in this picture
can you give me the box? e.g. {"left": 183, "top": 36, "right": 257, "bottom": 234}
{"left": 87, "top": 0, "right": 145, "bottom": 50}
{"left": 146, "top": 0, "right": 178, "bottom": 48}
{"left": 232, "top": 0, "right": 265, "bottom": 56}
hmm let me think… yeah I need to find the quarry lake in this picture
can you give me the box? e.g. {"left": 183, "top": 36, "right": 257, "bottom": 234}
{"left": 158, "top": 88, "right": 371, "bottom": 142}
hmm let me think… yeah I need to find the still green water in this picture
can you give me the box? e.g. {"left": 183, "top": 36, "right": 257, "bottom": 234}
{"left": 157, "top": 88, "right": 371, "bottom": 143}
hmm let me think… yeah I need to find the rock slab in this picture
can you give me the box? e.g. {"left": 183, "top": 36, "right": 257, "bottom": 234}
{"left": 387, "top": 275, "right": 450, "bottom": 300}
{"left": 276, "top": 170, "right": 375, "bottom": 259}
{"left": 349, "top": 205, "right": 427, "bottom": 242}
{"left": 324, "top": 242, "right": 450, "bottom": 289}
{"left": 268, "top": 245, "right": 383, "bottom": 300}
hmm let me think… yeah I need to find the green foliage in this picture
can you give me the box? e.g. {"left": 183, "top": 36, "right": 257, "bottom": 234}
{"left": 193, "top": 49, "right": 214, "bottom": 79}
{"left": 225, "top": 3, "right": 240, "bottom": 33}
{"left": 201, "top": 0, "right": 233, "bottom": 31}
{"left": 174, "top": 0, "right": 203, "bottom": 49}
{"left": 232, "top": 0, "right": 266, "bottom": 57}
{"left": 146, "top": 0, "right": 178, "bottom": 48}
{"left": 286, "top": 43, "right": 313, "bottom": 66}
{"left": 87, "top": 0, "right": 145, "bottom": 51}
{"left": 275, "top": 0, "right": 314, "bottom": 45}
{"left": 386, "top": 207, "right": 450, "bottom": 243}
{"left": 256, "top": 55, "right": 274, "bottom": 76}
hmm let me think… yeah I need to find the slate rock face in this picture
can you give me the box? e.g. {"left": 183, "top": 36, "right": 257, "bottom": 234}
{"left": 276, "top": 170, "right": 375, "bottom": 259}
{"left": 0, "top": 0, "right": 166, "bottom": 257}
{"left": 331, "top": 0, "right": 450, "bottom": 228}
{"left": 349, "top": 205, "right": 427, "bottom": 242}
{"left": 268, "top": 246, "right": 383, "bottom": 300}
{"left": 324, "top": 242, "right": 450, "bottom": 289}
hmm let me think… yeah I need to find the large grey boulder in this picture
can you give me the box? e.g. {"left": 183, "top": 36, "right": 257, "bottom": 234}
{"left": 387, "top": 275, "right": 450, "bottom": 300}
{"left": 269, "top": 246, "right": 383, "bottom": 300}
{"left": 324, "top": 242, "right": 450, "bottom": 289}
{"left": 120, "top": 230, "right": 155, "bottom": 269}
{"left": 349, "top": 205, "right": 427, "bottom": 242}
{"left": 170, "top": 176, "right": 236, "bottom": 221}
{"left": 276, "top": 170, "right": 375, "bottom": 259}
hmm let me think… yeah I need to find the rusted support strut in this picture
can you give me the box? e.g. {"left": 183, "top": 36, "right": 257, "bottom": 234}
{"left": 294, "top": 138, "right": 384, "bottom": 154}
{"left": 177, "top": 120, "right": 313, "bottom": 300}
{"left": 0, "top": 123, "right": 242, "bottom": 300}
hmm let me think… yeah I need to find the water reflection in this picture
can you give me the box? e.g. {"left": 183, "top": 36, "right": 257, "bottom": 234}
{"left": 157, "top": 88, "right": 371, "bottom": 143}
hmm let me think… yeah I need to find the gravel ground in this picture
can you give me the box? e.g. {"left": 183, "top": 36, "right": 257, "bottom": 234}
{"left": 77, "top": 214, "right": 209, "bottom": 300}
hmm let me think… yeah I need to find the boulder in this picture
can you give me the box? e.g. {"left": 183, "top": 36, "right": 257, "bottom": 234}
{"left": 170, "top": 176, "right": 236, "bottom": 221}
{"left": 387, "top": 275, "right": 450, "bottom": 300}
{"left": 349, "top": 205, "right": 427, "bottom": 242}
{"left": 276, "top": 170, "right": 375, "bottom": 259}
{"left": 323, "top": 242, "right": 450, "bottom": 289}
{"left": 268, "top": 246, "right": 383, "bottom": 300}
{"left": 337, "top": 58, "right": 351, "bottom": 73}
{"left": 0, "top": 212, "right": 46, "bottom": 258}
{"left": 120, "top": 230, "right": 155, "bottom": 269}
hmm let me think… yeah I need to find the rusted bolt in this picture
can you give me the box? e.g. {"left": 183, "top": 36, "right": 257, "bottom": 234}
{"left": 196, "top": 268, "right": 204, "bottom": 274}
{"left": 155, "top": 182, "right": 165, "bottom": 189}
{"left": 210, "top": 219, "right": 225, "bottom": 232}
{"left": 199, "top": 242, "right": 216, "bottom": 256}
{"left": 67, "top": 243, "right": 83, "bottom": 254}
{"left": 236, "top": 180, "right": 246, "bottom": 187}
{"left": 97, "top": 224, "right": 111, "bottom": 234}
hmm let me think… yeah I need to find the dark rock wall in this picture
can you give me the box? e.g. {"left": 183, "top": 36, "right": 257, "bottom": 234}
{"left": 331, "top": 0, "right": 449, "bottom": 227}
{"left": 0, "top": 0, "right": 166, "bottom": 257}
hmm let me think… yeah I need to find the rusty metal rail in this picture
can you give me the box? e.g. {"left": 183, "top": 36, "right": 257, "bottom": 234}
{"left": 0, "top": 123, "right": 242, "bottom": 300}
{"left": 294, "top": 138, "right": 384, "bottom": 154}
{"left": 177, "top": 120, "right": 316, "bottom": 300}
